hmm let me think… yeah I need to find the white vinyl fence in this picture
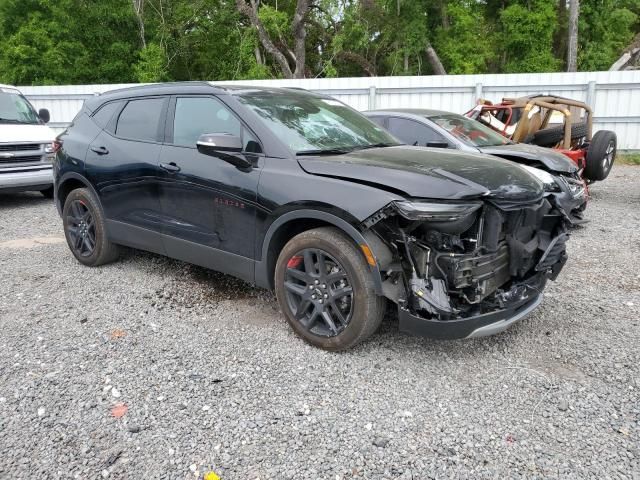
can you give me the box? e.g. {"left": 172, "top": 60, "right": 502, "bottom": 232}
{"left": 20, "top": 70, "right": 640, "bottom": 150}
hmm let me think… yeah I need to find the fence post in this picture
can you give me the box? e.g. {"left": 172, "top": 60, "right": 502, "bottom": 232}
{"left": 475, "top": 82, "right": 483, "bottom": 102}
{"left": 368, "top": 86, "right": 377, "bottom": 110}
{"left": 586, "top": 81, "right": 597, "bottom": 109}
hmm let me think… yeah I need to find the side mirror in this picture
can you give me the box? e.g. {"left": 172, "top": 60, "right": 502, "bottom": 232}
{"left": 38, "top": 108, "right": 50, "bottom": 124}
{"left": 196, "top": 133, "right": 251, "bottom": 169}
{"left": 427, "top": 141, "right": 449, "bottom": 148}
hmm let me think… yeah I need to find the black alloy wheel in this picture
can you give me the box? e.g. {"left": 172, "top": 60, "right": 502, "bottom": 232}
{"left": 283, "top": 248, "right": 354, "bottom": 337}
{"left": 66, "top": 199, "right": 96, "bottom": 257}
{"left": 275, "top": 227, "right": 385, "bottom": 351}
{"left": 62, "top": 187, "right": 120, "bottom": 267}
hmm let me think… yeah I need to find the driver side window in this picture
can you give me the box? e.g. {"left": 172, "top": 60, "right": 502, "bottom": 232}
{"left": 173, "top": 97, "right": 245, "bottom": 148}
{"left": 387, "top": 117, "right": 447, "bottom": 147}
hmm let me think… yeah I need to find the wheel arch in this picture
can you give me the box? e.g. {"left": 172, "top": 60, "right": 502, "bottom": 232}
{"left": 255, "top": 209, "right": 385, "bottom": 294}
{"left": 55, "top": 173, "right": 101, "bottom": 217}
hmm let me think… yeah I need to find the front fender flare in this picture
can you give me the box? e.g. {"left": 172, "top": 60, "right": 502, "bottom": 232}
{"left": 254, "top": 209, "right": 385, "bottom": 294}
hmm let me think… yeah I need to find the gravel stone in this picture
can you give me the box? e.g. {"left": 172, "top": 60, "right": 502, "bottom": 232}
{"left": 0, "top": 165, "right": 639, "bottom": 479}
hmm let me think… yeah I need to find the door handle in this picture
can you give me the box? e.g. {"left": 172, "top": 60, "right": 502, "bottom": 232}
{"left": 90, "top": 146, "right": 109, "bottom": 155}
{"left": 160, "top": 162, "right": 181, "bottom": 173}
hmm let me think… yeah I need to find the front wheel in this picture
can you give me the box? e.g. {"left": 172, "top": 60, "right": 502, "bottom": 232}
{"left": 275, "top": 227, "right": 385, "bottom": 351}
{"left": 62, "top": 188, "right": 120, "bottom": 267}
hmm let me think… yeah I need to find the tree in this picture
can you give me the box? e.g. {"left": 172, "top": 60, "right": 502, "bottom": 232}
{"left": 235, "top": 0, "right": 311, "bottom": 78}
{"left": 567, "top": 0, "right": 579, "bottom": 71}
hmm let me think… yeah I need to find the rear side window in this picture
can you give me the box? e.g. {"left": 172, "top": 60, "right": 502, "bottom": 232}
{"left": 173, "top": 97, "right": 241, "bottom": 148}
{"left": 116, "top": 98, "right": 165, "bottom": 142}
{"left": 388, "top": 117, "right": 446, "bottom": 146}
{"left": 91, "top": 101, "right": 121, "bottom": 129}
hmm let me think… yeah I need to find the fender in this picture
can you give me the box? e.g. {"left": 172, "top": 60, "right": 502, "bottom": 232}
{"left": 254, "top": 209, "right": 385, "bottom": 294}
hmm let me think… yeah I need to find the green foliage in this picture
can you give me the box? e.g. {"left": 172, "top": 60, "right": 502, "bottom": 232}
{"left": 0, "top": 0, "right": 637, "bottom": 85}
{"left": 134, "top": 44, "right": 169, "bottom": 83}
{"left": 0, "top": 0, "right": 139, "bottom": 84}
{"left": 434, "top": 1, "right": 495, "bottom": 74}
{"left": 499, "top": 0, "right": 561, "bottom": 73}
{"left": 579, "top": 0, "right": 639, "bottom": 70}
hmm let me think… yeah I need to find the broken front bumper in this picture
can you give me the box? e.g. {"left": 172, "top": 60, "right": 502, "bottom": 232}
{"left": 398, "top": 291, "right": 543, "bottom": 340}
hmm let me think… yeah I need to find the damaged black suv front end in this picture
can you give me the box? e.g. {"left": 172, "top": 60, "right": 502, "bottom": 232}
{"left": 366, "top": 195, "right": 568, "bottom": 339}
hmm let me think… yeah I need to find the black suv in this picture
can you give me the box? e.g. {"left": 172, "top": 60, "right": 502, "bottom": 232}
{"left": 54, "top": 83, "right": 568, "bottom": 350}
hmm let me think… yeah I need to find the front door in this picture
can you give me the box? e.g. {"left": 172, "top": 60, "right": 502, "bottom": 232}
{"left": 157, "top": 95, "right": 263, "bottom": 280}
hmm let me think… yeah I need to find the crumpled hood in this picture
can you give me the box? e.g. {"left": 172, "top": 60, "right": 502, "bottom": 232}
{"left": 0, "top": 124, "right": 56, "bottom": 144}
{"left": 478, "top": 143, "right": 578, "bottom": 174}
{"left": 298, "top": 146, "right": 543, "bottom": 202}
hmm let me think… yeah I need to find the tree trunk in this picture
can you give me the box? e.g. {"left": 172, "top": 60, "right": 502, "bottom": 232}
{"left": 403, "top": 52, "right": 409, "bottom": 73}
{"left": 426, "top": 42, "right": 446, "bottom": 75}
{"left": 236, "top": 0, "right": 310, "bottom": 79}
{"left": 255, "top": 46, "right": 263, "bottom": 65}
{"left": 131, "top": 0, "right": 146, "bottom": 49}
{"left": 567, "top": 0, "right": 579, "bottom": 72}
{"left": 291, "top": 0, "right": 310, "bottom": 78}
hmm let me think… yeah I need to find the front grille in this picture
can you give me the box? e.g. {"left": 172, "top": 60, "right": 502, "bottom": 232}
{"left": 0, "top": 143, "right": 41, "bottom": 152}
{"left": 0, "top": 155, "right": 43, "bottom": 164}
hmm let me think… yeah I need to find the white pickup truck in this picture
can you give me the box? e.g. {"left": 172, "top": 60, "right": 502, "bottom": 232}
{"left": 0, "top": 84, "right": 57, "bottom": 197}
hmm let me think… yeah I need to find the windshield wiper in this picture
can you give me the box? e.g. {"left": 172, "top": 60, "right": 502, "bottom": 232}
{"left": 296, "top": 148, "right": 353, "bottom": 156}
{"left": 351, "top": 142, "right": 399, "bottom": 151}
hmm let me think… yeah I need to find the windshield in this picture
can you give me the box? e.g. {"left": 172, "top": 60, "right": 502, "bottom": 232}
{"left": 430, "top": 113, "right": 511, "bottom": 147}
{"left": 236, "top": 90, "right": 399, "bottom": 154}
{"left": 0, "top": 91, "right": 41, "bottom": 124}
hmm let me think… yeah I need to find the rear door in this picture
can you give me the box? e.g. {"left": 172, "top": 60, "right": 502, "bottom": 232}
{"left": 156, "top": 95, "right": 263, "bottom": 280}
{"left": 85, "top": 96, "right": 169, "bottom": 253}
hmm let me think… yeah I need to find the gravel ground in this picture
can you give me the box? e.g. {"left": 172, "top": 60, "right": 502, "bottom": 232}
{"left": 0, "top": 165, "right": 639, "bottom": 480}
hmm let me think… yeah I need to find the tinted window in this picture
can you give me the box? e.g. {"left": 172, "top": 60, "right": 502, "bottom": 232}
{"left": 173, "top": 97, "right": 241, "bottom": 148}
{"left": 115, "top": 98, "right": 164, "bottom": 142}
{"left": 92, "top": 102, "right": 121, "bottom": 129}
{"left": 368, "top": 116, "right": 386, "bottom": 128}
{"left": 387, "top": 117, "right": 446, "bottom": 146}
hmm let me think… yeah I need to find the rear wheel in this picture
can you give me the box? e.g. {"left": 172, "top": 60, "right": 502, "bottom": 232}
{"left": 62, "top": 188, "right": 119, "bottom": 266}
{"left": 275, "top": 227, "right": 385, "bottom": 351}
{"left": 584, "top": 130, "right": 616, "bottom": 181}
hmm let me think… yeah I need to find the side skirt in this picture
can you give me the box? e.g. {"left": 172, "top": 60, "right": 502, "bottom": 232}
{"left": 106, "top": 220, "right": 256, "bottom": 285}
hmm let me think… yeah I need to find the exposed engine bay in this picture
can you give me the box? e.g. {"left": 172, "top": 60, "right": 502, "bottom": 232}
{"left": 363, "top": 196, "right": 569, "bottom": 327}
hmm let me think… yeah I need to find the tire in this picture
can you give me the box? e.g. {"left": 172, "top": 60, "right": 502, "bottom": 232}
{"left": 40, "top": 186, "right": 54, "bottom": 199}
{"left": 274, "top": 227, "right": 385, "bottom": 351}
{"left": 584, "top": 130, "right": 616, "bottom": 181}
{"left": 62, "top": 188, "right": 120, "bottom": 267}
{"left": 531, "top": 121, "right": 588, "bottom": 147}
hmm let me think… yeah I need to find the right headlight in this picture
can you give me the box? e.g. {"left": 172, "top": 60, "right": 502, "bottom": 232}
{"left": 521, "top": 165, "right": 561, "bottom": 192}
{"left": 393, "top": 200, "right": 482, "bottom": 221}
{"left": 558, "top": 175, "right": 586, "bottom": 199}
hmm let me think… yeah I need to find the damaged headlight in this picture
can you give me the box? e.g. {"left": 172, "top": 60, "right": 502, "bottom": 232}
{"left": 558, "top": 175, "right": 586, "bottom": 199}
{"left": 521, "top": 165, "right": 560, "bottom": 192}
{"left": 394, "top": 200, "right": 482, "bottom": 221}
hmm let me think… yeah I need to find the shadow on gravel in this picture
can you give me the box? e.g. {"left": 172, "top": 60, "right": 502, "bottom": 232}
{"left": 0, "top": 192, "right": 52, "bottom": 209}
{"left": 119, "top": 248, "right": 275, "bottom": 305}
